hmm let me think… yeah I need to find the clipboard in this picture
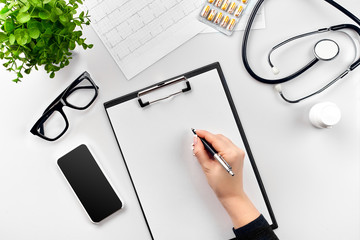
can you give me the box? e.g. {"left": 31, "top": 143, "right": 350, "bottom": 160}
{"left": 104, "top": 62, "right": 278, "bottom": 239}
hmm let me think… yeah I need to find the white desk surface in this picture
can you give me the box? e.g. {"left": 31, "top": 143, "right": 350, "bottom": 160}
{"left": 1, "top": 0, "right": 359, "bottom": 239}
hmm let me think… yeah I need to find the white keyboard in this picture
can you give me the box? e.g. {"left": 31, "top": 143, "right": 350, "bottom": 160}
{"left": 83, "top": 0, "right": 204, "bottom": 79}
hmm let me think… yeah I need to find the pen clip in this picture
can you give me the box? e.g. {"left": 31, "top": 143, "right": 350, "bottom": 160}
{"left": 138, "top": 76, "right": 191, "bottom": 108}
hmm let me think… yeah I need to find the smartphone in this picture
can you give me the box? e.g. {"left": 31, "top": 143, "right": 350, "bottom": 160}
{"left": 58, "top": 144, "right": 123, "bottom": 223}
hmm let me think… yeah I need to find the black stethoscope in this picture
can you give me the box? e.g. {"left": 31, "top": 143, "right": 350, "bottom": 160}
{"left": 242, "top": 0, "right": 360, "bottom": 103}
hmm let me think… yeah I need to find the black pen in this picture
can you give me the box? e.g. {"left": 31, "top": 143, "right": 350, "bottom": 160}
{"left": 191, "top": 128, "right": 234, "bottom": 176}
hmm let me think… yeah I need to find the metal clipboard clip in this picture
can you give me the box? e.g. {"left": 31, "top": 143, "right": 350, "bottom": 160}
{"left": 137, "top": 76, "right": 191, "bottom": 108}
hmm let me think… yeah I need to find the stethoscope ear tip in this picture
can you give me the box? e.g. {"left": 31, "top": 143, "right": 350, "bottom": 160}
{"left": 274, "top": 84, "right": 282, "bottom": 93}
{"left": 272, "top": 66, "right": 280, "bottom": 75}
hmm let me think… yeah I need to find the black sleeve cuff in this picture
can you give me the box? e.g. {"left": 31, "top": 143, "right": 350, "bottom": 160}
{"left": 233, "top": 214, "right": 278, "bottom": 240}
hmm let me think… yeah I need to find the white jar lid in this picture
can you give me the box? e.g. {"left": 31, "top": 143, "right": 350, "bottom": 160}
{"left": 309, "top": 102, "right": 341, "bottom": 128}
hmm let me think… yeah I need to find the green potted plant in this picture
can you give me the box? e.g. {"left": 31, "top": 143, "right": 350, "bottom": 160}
{"left": 0, "top": 0, "right": 93, "bottom": 82}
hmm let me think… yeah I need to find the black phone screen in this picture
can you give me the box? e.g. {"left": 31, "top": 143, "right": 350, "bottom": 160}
{"left": 58, "top": 144, "right": 123, "bottom": 223}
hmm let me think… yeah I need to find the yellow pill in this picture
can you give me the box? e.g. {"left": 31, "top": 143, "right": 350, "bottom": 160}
{"left": 227, "top": 2, "right": 237, "bottom": 14}
{"left": 221, "top": 0, "right": 230, "bottom": 11}
{"left": 234, "top": 5, "right": 243, "bottom": 17}
{"left": 213, "top": 12, "right": 223, "bottom": 24}
{"left": 227, "top": 18, "right": 236, "bottom": 31}
{"left": 220, "top": 15, "right": 230, "bottom": 28}
{"left": 200, "top": 5, "right": 211, "bottom": 17}
{"left": 214, "top": 0, "right": 223, "bottom": 8}
{"left": 207, "top": 9, "right": 217, "bottom": 21}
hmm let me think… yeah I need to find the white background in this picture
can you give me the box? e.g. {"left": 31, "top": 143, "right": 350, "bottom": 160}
{"left": 0, "top": 0, "right": 359, "bottom": 239}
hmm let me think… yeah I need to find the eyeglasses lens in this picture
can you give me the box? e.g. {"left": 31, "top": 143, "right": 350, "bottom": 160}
{"left": 37, "top": 110, "right": 67, "bottom": 139}
{"left": 66, "top": 77, "right": 97, "bottom": 109}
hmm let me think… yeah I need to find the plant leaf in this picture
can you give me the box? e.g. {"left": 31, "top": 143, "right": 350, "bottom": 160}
{"left": 47, "top": 0, "right": 57, "bottom": 7}
{"left": 0, "top": 13, "right": 7, "bottom": 21}
{"left": 0, "top": 32, "right": 7, "bottom": 42}
{"left": 17, "top": 72, "right": 23, "bottom": 78}
{"left": 28, "top": 0, "right": 42, "bottom": 8}
{"left": 14, "top": 29, "right": 30, "bottom": 45}
{"left": 29, "top": 27, "right": 40, "bottom": 39}
{"left": 30, "top": 8, "right": 39, "bottom": 17}
{"left": 67, "top": 22, "right": 76, "bottom": 32}
{"left": 35, "top": 38, "right": 45, "bottom": 48}
{"left": 19, "top": 3, "right": 31, "bottom": 13}
{"left": 9, "top": 34, "right": 15, "bottom": 44}
{"left": 17, "top": 12, "right": 31, "bottom": 23}
{"left": 59, "top": 14, "right": 68, "bottom": 24}
{"left": 54, "top": 7, "right": 62, "bottom": 15}
{"left": 27, "top": 20, "right": 43, "bottom": 31}
{"left": 69, "top": 40, "right": 76, "bottom": 50}
{"left": 0, "top": 6, "right": 9, "bottom": 14}
{"left": 39, "top": 9, "right": 50, "bottom": 19}
{"left": 4, "top": 19, "right": 14, "bottom": 32}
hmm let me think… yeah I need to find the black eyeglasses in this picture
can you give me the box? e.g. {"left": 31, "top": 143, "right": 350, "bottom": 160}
{"left": 30, "top": 71, "right": 99, "bottom": 141}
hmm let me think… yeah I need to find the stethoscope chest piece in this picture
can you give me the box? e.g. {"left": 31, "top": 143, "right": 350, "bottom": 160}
{"left": 313, "top": 39, "right": 340, "bottom": 61}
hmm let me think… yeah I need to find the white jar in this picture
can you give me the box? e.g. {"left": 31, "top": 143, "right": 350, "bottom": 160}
{"left": 309, "top": 102, "right": 341, "bottom": 128}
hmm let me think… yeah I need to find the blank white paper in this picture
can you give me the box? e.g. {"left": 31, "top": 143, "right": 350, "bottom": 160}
{"left": 106, "top": 68, "right": 273, "bottom": 240}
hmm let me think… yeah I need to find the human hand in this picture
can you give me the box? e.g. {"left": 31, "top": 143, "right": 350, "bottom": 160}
{"left": 192, "top": 130, "right": 259, "bottom": 228}
{"left": 192, "top": 130, "right": 245, "bottom": 200}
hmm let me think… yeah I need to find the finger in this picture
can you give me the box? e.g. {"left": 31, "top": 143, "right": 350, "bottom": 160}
{"left": 195, "top": 130, "right": 232, "bottom": 152}
{"left": 193, "top": 136, "right": 213, "bottom": 168}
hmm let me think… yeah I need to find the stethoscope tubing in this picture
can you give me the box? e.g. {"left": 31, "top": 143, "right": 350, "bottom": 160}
{"left": 324, "top": 0, "right": 360, "bottom": 26}
{"left": 267, "top": 30, "right": 322, "bottom": 69}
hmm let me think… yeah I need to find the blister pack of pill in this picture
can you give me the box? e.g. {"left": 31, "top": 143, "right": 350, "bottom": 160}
{"left": 198, "top": 0, "right": 251, "bottom": 36}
